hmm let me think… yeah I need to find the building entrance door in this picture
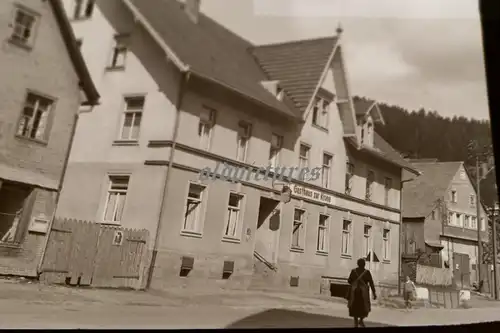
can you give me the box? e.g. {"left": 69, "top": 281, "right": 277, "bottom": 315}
{"left": 453, "top": 252, "right": 471, "bottom": 289}
{"left": 254, "top": 196, "right": 280, "bottom": 265}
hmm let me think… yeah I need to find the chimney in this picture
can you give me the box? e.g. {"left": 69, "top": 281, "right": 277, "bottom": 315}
{"left": 183, "top": 0, "right": 201, "bottom": 24}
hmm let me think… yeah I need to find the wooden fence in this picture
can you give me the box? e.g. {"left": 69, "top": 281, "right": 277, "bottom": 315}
{"left": 416, "top": 264, "right": 453, "bottom": 287}
{"left": 40, "top": 218, "right": 149, "bottom": 290}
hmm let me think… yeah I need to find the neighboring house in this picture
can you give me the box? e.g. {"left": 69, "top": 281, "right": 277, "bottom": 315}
{"left": 402, "top": 159, "right": 489, "bottom": 289}
{"left": 56, "top": 0, "right": 419, "bottom": 293}
{"left": 0, "top": 0, "right": 98, "bottom": 276}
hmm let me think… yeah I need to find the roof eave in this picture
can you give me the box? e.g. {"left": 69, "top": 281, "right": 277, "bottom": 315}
{"left": 49, "top": 0, "right": 100, "bottom": 105}
{"left": 122, "top": 0, "right": 189, "bottom": 72}
{"left": 346, "top": 138, "right": 421, "bottom": 175}
{"left": 191, "top": 71, "right": 300, "bottom": 123}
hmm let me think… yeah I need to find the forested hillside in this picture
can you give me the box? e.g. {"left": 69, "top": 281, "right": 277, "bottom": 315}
{"left": 353, "top": 96, "right": 498, "bottom": 207}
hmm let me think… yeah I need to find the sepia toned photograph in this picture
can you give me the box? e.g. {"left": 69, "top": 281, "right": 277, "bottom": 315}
{"left": 0, "top": 0, "right": 499, "bottom": 328}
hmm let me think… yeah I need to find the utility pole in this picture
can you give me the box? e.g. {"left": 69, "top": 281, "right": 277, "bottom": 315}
{"left": 493, "top": 202, "right": 499, "bottom": 300}
{"left": 476, "top": 155, "right": 483, "bottom": 286}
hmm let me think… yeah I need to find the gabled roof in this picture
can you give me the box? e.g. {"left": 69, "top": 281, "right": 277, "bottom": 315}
{"left": 49, "top": 0, "right": 99, "bottom": 105}
{"left": 353, "top": 99, "right": 385, "bottom": 125}
{"left": 402, "top": 161, "right": 463, "bottom": 218}
{"left": 126, "top": 0, "right": 299, "bottom": 119}
{"left": 345, "top": 132, "right": 421, "bottom": 175}
{"left": 250, "top": 37, "right": 338, "bottom": 114}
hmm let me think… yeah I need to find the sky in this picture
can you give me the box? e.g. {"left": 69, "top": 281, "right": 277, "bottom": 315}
{"left": 200, "top": 0, "right": 490, "bottom": 121}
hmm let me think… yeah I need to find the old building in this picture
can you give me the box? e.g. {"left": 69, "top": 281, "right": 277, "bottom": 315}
{"left": 402, "top": 160, "right": 489, "bottom": 289}
{"left": 56, "top": 0, "right": 419, "bottom": 293}
{"left": 0, "top": 0, "right": 98, "bottom": 276}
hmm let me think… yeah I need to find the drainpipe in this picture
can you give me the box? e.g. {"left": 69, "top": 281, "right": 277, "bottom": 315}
{"left": 37, "top": 109, "right": 82, "bottom": 274}
{"left": 146, "top": 69, "right": 191, "bottom": 289}
{"left": 399, "top": 176, "right": 417, "bottom": 295}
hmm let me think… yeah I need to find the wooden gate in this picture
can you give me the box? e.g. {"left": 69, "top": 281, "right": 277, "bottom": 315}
{"left": 40, "top": 218, "right": 149, "bottom": 289}
{"left": 453, "top": 252, "right": 471, "bottom": 290}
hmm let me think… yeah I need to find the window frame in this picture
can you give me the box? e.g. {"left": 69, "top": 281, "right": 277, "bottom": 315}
{"left": 321, "top": 153, "right": 333, "bottom": 188}
{"left": 116, "top": 95, "right": 146, "bottom": 142}
{"left": 269, "top": 133, "right": 283, "bottom": 167}
{"left": 469, "top": 194, "right": 476, "bottom": 208}
{"left": 298, "top": 143, "right": 310, "bottom": 170}
{"left": 198, "top": 106, "right": 216, "bottom": 151}
{"left": 107, "top": 33, "right": 130, "bottom": 70}
{"left": 316, "top": 214, "right": 329, "bottom": 254}
{"left": 450, "top": 189, "right": 457, "bottom": 203}
{"left": 101, "top": 175, "right": 130, "bottom": 225}
{"left": 222, "top": 191, "right": 245, "bottom": 242}
{"left": 341, "top": 219, "right": 352, "bottom": 257}
{"left": 15, "top": 90, "right": 56, "bottom": 144}
{"left": 365, "top": 170, "right": 375, "bottom": 201}
{"left": 291, "top": 208, "right": 306, "bottom": 251}
{"left": 72, "top": 0, "right": 96, "bottom": 21}
{"left": 345, "top": 161, "right": 355, "bottom": 195}
{"left": 363, "top": 224, "right": 372, "bottom": 257}
{"left": 236, "top": 121, "right": 252, "bottom": 163}
{"left": 383, "top": 228, "right": 391, "bottom": 261}
{"left": 181, "top": 182, "right": 207, "bottom": 237}
{"left": 9, "top": 4, "right": 40, "bottom": 50}
{"left": 384, "top": 177, "right": 392, "bottom": 206}
{"left": 312, "top": 96, "right": 330, "bottom": 129}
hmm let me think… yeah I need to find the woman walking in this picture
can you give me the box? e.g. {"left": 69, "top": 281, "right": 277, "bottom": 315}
{"left": 347, "top": 258, "right": 377, "bottom": 328}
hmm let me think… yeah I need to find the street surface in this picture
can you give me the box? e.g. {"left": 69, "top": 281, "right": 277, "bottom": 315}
{"left": 1, "top": 279, "right": 499, "bottom": 328}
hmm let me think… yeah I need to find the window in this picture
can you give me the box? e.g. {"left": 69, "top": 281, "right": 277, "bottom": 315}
{"left": 365, "top": 122, "right": 373, "bottom": 146}
{"left": 224, "top": 193, "right": 243, "bottom": 239}
{"left": 298, "top": 144, "right": 310, "bottom": 170}
{"left": 471, "top": 216, "right": 477, "bottom": 229}
{"left": 291, "top": 209, "right": 305, "bottom": 250}
{"left": 384, "top": 177, "right": 392, "bottom": 206}
{"left": 341, "top": 219, "right": 351, "bottom": 256}
{"left": 183, "top": 183, "right": 206, "bottom": 234}
{"left": 236, "top": 122, "right": 251, "bottom": 162}
{"left": 11, "top": 6, "right": 38, "bottom": 48}
{"left": 363, "top": 225, "right": 372, "bottom": 257}
{"left": 469, "top": 194, "right": 476, "bottom": 208}
{"left": 383, "top": 229, "right": 391, "bottom": 261}
{"left": 312, "top": 97, "right": 330, "bottom": 129}
{"left": 276, "top": 87, "right": 284, "bottom": 101}
{"left": 102, "top": 176, "right": 129, "bottom": 224}
{"left": 73, "top": 0, "right": 95, "bottom": 20}
{"left": 119, "top": 96, "right": 144, "bottom": 141}
{"left": 456, "top": 213, "right": 463, "bottom": 227}
{"left": 0, "top": 183, "right": 31, "bottom": 244}
{"left": 108, "top": 34, "right": 129, "bottom": 69}
{"left": 481, "top": 218, "right": 485, "bottom": 232}
{"left": 317, "top": 214, "right": 329, "bottom": 253}
{"left": 464, "top": 215, "right": 470, "bottom": 228}
{"left": 198, "top": 107, "right": 216, "bottom": 151}
{"left": 345, "top": 162, "right": 354, "bottom": 194}
{"left": 450, "top": 190, "right": 457, "bottom": 203}
{"left": 322, "top": 154, "right": 333, "bottom": 188}
{"left": 76, "top": 39, "right": 83, "bottom": 49}
{"left": 17, "top": 92, "right": 54, "bottom": 142}
{"left": 366, "top": 170, "right": 375, "bottom": 201}
{"left": 460, "top": 170, "right": 466, "bottom": 180}
{"left": 269, "top": 133, "right": 283, "bottom": 167}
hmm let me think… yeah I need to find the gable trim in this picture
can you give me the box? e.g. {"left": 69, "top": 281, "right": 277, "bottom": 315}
{"left": 122, "top": 0, "right": 188, "bottom": 72}
{"left": 362, "top": 102, "right": 385, "bottom": 125}
{"left": 303, "top": 38, "right": 339, "bottom": 122}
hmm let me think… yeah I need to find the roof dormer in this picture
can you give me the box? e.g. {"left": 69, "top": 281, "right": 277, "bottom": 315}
{"left": 353, "top": 99, "right": 384, "bottom": 147}
{"left": 261, "top": 80, "right": 284, "bottom": 101}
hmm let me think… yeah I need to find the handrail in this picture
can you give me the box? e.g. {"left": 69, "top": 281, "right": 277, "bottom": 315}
{"left": 253, "top": 251, "right": 277, "bottom": 271}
